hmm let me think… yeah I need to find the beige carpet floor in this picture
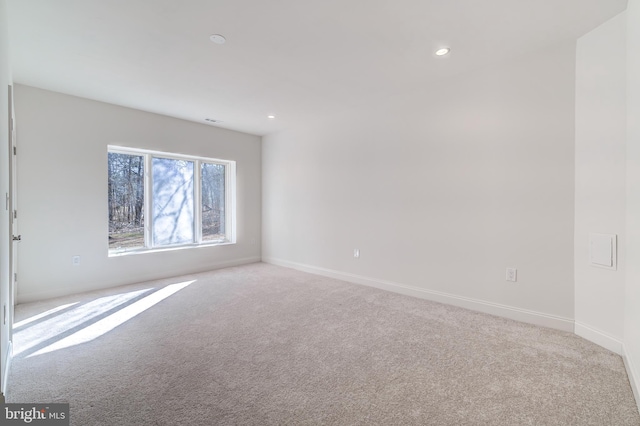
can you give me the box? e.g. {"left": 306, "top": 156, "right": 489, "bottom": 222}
{"left": 7, "top": 262, "right": 640, "bottom": 425}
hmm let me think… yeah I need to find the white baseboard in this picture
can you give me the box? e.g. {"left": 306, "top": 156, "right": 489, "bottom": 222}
{"left": 2, "top": 340, "right": 12, "bottom": 396}
{"left": 623, "top": 346, "right": 640, "bottom": 415}
{"left": 262, "top": 257, "right": 574, "bottom": 332}
{"left": 18, "top": 256, "right": 262, "bottom": 304}
{"left": 574, "top": 322, "right": 623, "bottom": 355}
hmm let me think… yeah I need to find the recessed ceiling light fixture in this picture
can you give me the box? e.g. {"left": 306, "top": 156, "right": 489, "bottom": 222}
{"left": 267, "top": 115, "right": 276, "bottom": 119}
{"left": 209, "top": 34, "right": 226, "bottom": 44}
{"left": 435, "top": 47, "right": 451, "bottom": 56}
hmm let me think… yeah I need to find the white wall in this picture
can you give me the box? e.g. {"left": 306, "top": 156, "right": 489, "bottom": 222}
{"left": 625, "top": 0, "right": 640, "bottom": 409}
{"left": 263, "top": 43, "right": 576, "bottom": 330}
{"left": 13, "top": 85, "right": 262, "bottom": 303}
{"left": 574, "top": 12, "right": 627, "bottom": 353}
{"left": 0, "top": 0, "right": 12, "bottom": 397}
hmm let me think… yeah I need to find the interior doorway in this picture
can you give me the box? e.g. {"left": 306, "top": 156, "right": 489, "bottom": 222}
{"left": 2, "top": 84, "right": 18, "bottom": 397}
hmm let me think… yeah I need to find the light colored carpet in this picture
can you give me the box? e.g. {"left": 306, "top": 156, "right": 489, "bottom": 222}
{"left": 7, "top": 262, "right": 640, "bottom": 425}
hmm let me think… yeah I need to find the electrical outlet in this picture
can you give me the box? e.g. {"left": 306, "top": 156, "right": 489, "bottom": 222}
{"left": 72, "top": 255, "right": 80, "bottom": 266}
{"left": 353, "top": 249, "right": 360, "bottom": 258}
{"left": 506, "top": 267, "right": 517, "bottom": 282}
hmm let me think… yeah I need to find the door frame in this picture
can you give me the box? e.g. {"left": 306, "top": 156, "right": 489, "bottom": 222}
{"left": 8, "top": 84, "right": 16, "bottom": 328}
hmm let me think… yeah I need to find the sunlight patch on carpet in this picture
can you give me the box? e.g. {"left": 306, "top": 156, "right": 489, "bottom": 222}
{"left": 14, "top": 289, "right": 152, "bottom": 356}
{"left": 14, "top": 303, "right": 79, "bottom": 329}
{"left": 28, "top": 280, "right": 195, "bottom": 357}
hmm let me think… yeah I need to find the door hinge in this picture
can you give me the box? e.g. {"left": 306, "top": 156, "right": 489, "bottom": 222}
{"left": 14, "top": 273, "right": 17, "bottom": 282}
{"left": 13, "top": 146, "right": 16, "bottom": 155}
{"left": 13, "top": 210, "right": 17, "bottom": 219}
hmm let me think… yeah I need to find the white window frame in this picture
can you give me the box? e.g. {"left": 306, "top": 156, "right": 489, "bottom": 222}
{"left": 108, "top": 145, "right": 236, "bottom": 256}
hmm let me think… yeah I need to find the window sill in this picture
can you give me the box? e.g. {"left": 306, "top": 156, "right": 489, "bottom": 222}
{"left": 108, "top": 241, "right": 236, "bottom": 257}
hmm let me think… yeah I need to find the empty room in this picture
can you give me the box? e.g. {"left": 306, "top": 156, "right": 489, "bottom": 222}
{"left": 1, "top": 0, "right": 640, "bottom": 424}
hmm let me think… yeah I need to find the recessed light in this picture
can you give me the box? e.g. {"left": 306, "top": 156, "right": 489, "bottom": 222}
{"left": 209, "top": 34, "right": 226, "bottom": 44}
{"left": 435, "top": 47, "right": 451, "bottom": 56}
{"left": 267, "top": 115, "right": 276, "bottom": 119}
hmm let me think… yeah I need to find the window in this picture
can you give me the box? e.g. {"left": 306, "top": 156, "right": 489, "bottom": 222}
{"left": 108, "top": 147, "right": 235, "bottom": 254}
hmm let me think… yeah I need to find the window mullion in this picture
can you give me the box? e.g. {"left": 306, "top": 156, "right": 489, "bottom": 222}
{"left": 194, "top": 160, "right": 202, "bottom": 243}
{"left": 144, "top": 154, "right": 153, "bottom": 248}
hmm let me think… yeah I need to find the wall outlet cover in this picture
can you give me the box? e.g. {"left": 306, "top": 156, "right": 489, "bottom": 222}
{"left": 589, "top": 233, "right": 617, "bottom": 270}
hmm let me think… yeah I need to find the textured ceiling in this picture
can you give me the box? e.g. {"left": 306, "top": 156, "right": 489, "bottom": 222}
{"left": 7, "top": 0, "right": 628, "bottom": 136}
